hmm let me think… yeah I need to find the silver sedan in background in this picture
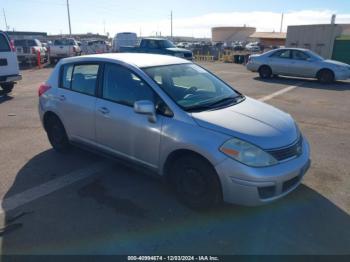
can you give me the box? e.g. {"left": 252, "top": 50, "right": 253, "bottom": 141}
{"left": 246, "top": 48, "right": 350, "bottom": 83}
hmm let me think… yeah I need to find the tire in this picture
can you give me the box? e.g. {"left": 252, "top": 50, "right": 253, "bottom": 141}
{"left": 169, "top": 154, "right": 222, "bottom": 209}
{"left": 49, "top": 57, "right": 56, "bottom": 65}
{"left": 46, "top": 115, "right": 70, "bottom": 152}
{"left": 1, "top": 82, "right": 14, "bottom": 94}
{"left": 317, "top": 69, "right": 334, "bottom": 84}
{"left": 259, "top": 65, "right": 272, "bottom": 79}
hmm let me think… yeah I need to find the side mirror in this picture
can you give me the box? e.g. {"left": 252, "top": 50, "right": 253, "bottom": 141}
{"left": 134, "top": 100, "right": 157, "bottom": 123}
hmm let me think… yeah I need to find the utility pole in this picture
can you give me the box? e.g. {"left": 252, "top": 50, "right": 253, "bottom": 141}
{"left": 280, "top": 13, "right": 284, "bottom": 33}
{"left": 3, "top": 8, "right": 8, "bottom": 31}
{"left": 66, "top": 0, "right": 72, "bottom": 36}
{"left": 170, "top": 10, "right": 173, "bottom": 40}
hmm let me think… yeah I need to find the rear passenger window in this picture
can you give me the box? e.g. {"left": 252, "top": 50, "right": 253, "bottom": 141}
{"left": 71, "top": 65, "right": 99, "bottom": 96}
{"left": 0, "top": 34, "right": 11, "bottom": 52}
{"left": 61, "top": 64, "right": 99, "bottom": 95}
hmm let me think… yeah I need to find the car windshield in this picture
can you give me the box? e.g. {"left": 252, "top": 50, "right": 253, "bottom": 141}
{"left": 143, "top": 64, "right": 243, "bottom": 112}
{"left": 162, "top": 40, "right": 176, "bottom": 48}
{"left": 54, "top": 39, "right": 75, "bottom": 45}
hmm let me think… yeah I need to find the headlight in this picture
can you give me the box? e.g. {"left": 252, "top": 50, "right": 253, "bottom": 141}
{"left": 220, "top": 138, "right": 278, "bottom": 167}
{"left": 174, "top": 53, "right": 184, "bottom": 58}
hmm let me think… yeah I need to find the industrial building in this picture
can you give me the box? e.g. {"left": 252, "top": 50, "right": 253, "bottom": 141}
{"left": 212, "top": 26, "right": 256, "bottom": 45}
{"left": 248, "top": 32, "right": 286, "bottom": 47}
{"left": 286, "top": 24, "right": 350, "bottom": 63}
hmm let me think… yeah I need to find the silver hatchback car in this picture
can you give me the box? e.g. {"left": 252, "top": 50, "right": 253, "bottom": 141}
{"left": 39, "top": 53, "right": 310, "bottom": 209}
{"left": 247, "top": 48, "right": 350, "bottom": 83}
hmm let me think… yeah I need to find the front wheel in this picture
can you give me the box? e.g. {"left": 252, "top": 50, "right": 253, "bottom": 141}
{"left": 1, "top": 83, "right": 14, "bottom": 94}
{"left": 46, "top": 115, "right": 70, "bottom": 152}
{"left": 169, "top": 155, "right": 222, "bottom": 209}
{"left": 317, "top": 69, "right": 334, "bottom": 84}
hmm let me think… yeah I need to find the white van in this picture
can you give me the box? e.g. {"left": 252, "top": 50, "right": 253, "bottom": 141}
{"left": 112, "top": 32, "right": 137, "bottom": 52}
{"left": 0, "top": 31, "right": 21, "bottom": 94}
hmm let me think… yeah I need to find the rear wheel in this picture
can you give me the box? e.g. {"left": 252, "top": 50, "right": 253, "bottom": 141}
{"left": 317, "top": 69, "right": 334, "bottom": 84}
{"left": 46, "top": 115, "right": 70, "bottom": 152}
{"left": 259, "top": 65, "right": 272, "bottom": 79}
{"left": 1, "top": 83, "right": 14, "bottom": 94}
{"left": 169, "top": 154, "right": 222, "bottom": 209}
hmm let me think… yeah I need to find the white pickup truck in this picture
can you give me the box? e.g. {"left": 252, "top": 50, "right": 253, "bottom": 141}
{"left": 49, "top": 38, "right": 81, "bottom": 64}
{"left": 0, "top": 31, "right": 21, "bottom": 94}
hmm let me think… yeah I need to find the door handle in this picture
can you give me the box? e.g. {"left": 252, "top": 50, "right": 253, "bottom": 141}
{"left": 98, "top": 107, "right": 110, "bottom": 114}
{"left": 58, "top": 95, "right": 66, "bottom": 101}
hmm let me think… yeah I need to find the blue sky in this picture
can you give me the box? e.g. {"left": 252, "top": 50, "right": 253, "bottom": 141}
{"left": 1, "top": 0, "right": 350, "bottom": 37}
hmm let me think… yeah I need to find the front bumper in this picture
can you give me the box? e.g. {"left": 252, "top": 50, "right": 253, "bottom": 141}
{"left": 215, "top": 136, "right": 311, "bottom": 206}
{"left": 0, "top": 74, "right": 22, "bottom": 83}
{"left": 334, "top": 70, "right": 350, "bottom": 81}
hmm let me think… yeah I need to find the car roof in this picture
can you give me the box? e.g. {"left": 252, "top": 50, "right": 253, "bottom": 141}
{"left": 60, "top": 53, "right": 191, "bottom": 68}
{"left": 274, "top": 47, "right": 310, "bottom": 52}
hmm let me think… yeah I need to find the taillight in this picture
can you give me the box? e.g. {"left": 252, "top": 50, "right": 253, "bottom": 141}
{"left": 38, "top": 84, "right": 51, "bottom": 96}
{"left": 10, "top": 39, "right": 15, "bottom": 52}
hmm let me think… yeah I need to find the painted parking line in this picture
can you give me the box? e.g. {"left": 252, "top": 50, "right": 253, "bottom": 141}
{"left": 258, "top": 83, "right": 303, "bottom": 102}
{"left": 0, "top": 161, "right": 110, "bottom": 215}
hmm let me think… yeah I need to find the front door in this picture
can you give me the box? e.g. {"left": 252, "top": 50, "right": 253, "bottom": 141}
{"left": 95, "top": 63, "right": 162, "bottom": 169}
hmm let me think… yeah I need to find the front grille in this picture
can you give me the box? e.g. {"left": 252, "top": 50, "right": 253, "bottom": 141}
{"left": 267, "top": 136, "right": 303, "bottom": 162}
{"left": 282, "top": 176, "right": 300, "bottom": 192}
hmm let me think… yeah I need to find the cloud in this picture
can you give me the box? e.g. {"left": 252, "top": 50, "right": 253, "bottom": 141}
{"left": 77, "top": 10, "right": 350, "bottom": 37}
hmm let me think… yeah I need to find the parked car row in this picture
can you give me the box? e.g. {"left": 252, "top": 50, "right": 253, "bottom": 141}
{"left": 118, "top": 38, "right": 193, "bottom": 60}
{"left": 49, "top": 38, "right": 81, "bottom": 64}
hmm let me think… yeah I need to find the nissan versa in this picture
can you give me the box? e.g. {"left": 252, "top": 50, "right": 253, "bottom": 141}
{"left": 38, "top": 53, "right": 311, "bottom": 209}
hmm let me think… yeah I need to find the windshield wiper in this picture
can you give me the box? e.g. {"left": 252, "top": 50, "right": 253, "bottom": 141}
{"left": 185, "top": 95, "right": 244, "bottom": 112}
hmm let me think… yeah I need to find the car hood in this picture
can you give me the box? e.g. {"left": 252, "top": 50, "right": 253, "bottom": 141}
{"left": 191, "top": 97, "right": 298, "bottom": 149}
{"left": 166, "top": 47, "right": 192, "bottom": 53}
{"left": 323, "top": 59, "right": 350, "bottom": 68}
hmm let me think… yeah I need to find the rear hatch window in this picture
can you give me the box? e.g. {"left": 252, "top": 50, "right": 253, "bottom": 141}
{"left": 0, "top": 33, "right": 11, "bottom": 52}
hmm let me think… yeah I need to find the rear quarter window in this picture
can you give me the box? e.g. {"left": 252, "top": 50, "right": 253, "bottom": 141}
{"left": 60, "top": 63, "right": 99, "bottom": 96}
{"left": 0, "top": 34, "right": 11, "bottom": 52}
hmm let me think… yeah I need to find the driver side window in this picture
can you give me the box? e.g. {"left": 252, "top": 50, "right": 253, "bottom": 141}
{"left": 102, "top": 63, "right": 155, "bottom": 107}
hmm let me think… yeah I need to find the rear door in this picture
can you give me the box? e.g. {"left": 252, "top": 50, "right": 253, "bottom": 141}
{"left": 0, "top": 32, "right": 19, "bottom": 77}
{"left": 55, "top": 63, "right": 100, "bottom": 143}
{"left": 267, "top": 49, "right": 293, "bottom": 75}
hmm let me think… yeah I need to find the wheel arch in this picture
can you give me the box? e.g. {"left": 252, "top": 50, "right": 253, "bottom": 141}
{"left": 316, "top": 67, "right": 335, "bottom": 78}
{"left": 258, "top": 64, "right": 272, "bottom": 72}
{"left": 163, "top": 148, "right": 224, "bottom": 201}
{"left": 43, "top": 111, "right": 63, "bottom": 132}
